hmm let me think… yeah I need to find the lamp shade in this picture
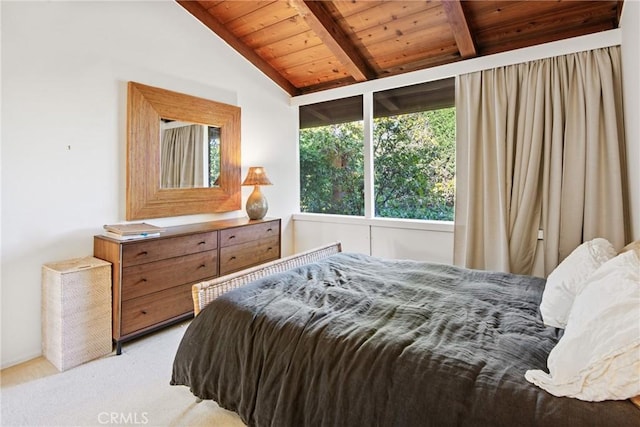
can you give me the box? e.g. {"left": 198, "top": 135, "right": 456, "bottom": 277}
{"left": 242, "top": 167, "right": 272, "bottom": 186}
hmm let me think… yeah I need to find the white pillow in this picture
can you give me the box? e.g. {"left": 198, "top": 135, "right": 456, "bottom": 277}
{"left": 540, "top": 238, "right": 616, "bottom": 328}
{"left": 525, "top": 250, "right": 640, "bottom": 401}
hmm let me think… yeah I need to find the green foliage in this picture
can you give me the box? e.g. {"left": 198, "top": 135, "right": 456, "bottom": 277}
{"left": 209, "top": 127, "right": 221, "bottom": 186}
{"left": 374, "top": 108, "right": 455, "bottom": 220}
{"left": 299, "top": 107, "right": 455, "bottom": 221}
{"left": 299, "top": 122, "right": 364, "bottom": 215}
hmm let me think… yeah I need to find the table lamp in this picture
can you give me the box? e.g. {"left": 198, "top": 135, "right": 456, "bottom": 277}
{"left": 242, "top": 166, "right": 273, "bottom": 220}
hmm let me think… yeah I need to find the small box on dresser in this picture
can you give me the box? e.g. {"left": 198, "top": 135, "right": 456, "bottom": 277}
{"left": 41, "top": 256, "right": 112, "bottom": 371}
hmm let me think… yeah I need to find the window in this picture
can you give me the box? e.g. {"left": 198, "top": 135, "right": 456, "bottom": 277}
{"left": 299, "top": 96, "right": 364, "bottom": 215}
{"left": 373, "top": 79, "right": 455, "bottom": 220}
{"left": 299, "top": 78, "right": 455, "bottom": 221}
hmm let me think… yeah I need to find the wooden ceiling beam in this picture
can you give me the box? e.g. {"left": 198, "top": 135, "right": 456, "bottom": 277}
{"left": 290, "top": 0, "right": 376, "bottom": 82}
{"left": 176, "top": 0, "right": 299, "bottom": 96}
{"left": 441, "top": 0, "right": 477, "bottom": 58}
{"left": 616, "top": 1, "right": 624, "bottom": 26}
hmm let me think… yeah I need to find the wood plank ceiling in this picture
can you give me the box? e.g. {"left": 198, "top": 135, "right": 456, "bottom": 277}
{"left": 178, "top": 0, "right": 623, "bottom": 96}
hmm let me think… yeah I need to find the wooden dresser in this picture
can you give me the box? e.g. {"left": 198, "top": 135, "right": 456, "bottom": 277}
{"left": 94, "top": 218, "right": 280, "bottom": 354}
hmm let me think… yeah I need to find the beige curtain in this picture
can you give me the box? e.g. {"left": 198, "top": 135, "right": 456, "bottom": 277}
{"left": 161, "top": 124, "right": 205, "bottom": 188}
{"left": 454, "top": 46, "right": 628, "bottom": 276}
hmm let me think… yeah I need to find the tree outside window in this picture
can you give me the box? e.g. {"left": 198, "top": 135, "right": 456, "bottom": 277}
{"left": 300, "top": 122, "right": 364, "bottom": 215}
{"left": 374, "top": 108, "right": 455, "bottom": 220}
{"left": 299, "top": 79, "right": 455, "bottom": 221}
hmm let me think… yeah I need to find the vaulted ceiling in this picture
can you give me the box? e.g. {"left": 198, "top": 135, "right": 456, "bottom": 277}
{"left": 178, "top": 1, "right": 624, "bottom": 96}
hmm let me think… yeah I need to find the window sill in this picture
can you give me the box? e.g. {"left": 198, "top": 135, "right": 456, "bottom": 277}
{"left": 292, "top": 213, "right": 454, "bottom": 233}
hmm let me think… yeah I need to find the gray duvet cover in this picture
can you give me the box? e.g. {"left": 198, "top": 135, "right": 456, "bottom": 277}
{"left": 171, "top": 253, "right": 640, "bottom": 426}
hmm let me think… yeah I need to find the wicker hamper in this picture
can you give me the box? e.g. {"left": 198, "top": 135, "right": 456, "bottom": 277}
{"left": 42, "top": 256, "right": 112, "bottom": 371}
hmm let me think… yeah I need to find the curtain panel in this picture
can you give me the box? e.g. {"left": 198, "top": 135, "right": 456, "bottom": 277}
{"left": 161, "top": 124, "right": 205, "bottom": 188}
{"left": 454, "top": 46, "right": 628, "bottom": 276}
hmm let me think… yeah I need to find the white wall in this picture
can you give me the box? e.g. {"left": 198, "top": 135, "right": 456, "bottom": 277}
{"left": 294, "top": 214, "right": 455, "bottom": 264}
{"left": 0, "top": 1, "right": 298, "bottom": 368}
{"left": 621, "top": 1, "right": 640, "bottom": 240}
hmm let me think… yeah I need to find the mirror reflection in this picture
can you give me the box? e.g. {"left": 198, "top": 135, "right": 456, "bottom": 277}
{"left": 160, "top": 119, "right": 221, "bottom": 188}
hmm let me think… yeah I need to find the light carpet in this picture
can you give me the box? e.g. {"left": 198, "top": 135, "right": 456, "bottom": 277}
{"left": 0, "top": 321, "right": 246, "bottom": 427}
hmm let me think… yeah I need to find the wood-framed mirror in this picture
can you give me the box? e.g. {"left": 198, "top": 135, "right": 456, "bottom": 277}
{"left": 126, "top": 81, "right": 241, "bottom": 220}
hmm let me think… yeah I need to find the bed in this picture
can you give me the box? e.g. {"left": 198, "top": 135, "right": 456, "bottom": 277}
{"left": 171, "top": 242, "right": 640, "bottom": 427}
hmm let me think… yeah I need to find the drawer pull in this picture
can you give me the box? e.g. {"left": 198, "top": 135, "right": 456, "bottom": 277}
{"left": 137, "top": 278, "right": 147, "bottom": 284}
{"left": 229, "top": 256, "right": 236, "bottom": 261}
{"left": 198, "top": 264, "right": 206, "bottom": 269}
{"left": 267, "top": 228, "right": 273, "bottom": 232}
{"left": 137, "top": 251, "right": 148, "bottom": 257}
{"left": 198, "top": 241, "right": 206, "bottom": 245}
{"left": 267, "top": 247, "right": 273, "bottom": 251}
{"left": 141, "top": 310, "right": 147, "bottom": 315}
{"left": 228, "top": 235, "right": 236, "bottom": 240}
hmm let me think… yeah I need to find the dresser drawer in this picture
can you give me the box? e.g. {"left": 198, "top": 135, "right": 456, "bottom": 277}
{"left": 219, "top": 220, "right": 280, "bottom": 248}
{"left": 219, "top": 236, "right": 280, "bottom": 275}
{"left": 122, "top": 232, "right": 217, "bottom": 266}
{"left": 120, "top": 283, "right": 194, "bottom": 336}
{"left": 121, "top": 251, "right": 217, "bottom": 301}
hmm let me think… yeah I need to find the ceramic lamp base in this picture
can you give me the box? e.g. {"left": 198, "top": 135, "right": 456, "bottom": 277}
{"left": 246, "top": 185, "right": 268, "bottom": 220}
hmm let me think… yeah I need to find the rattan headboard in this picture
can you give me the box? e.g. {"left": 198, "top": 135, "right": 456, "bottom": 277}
{"left": 192, "top": 242, "right": 342, "bottom": 315}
